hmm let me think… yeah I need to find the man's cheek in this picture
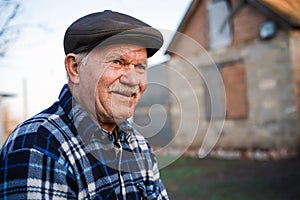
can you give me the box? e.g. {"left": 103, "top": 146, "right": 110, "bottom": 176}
{"left": 140, "top": 81, "right": 147, "bottom": 93}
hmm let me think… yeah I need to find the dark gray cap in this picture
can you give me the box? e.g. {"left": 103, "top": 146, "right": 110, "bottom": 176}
{"left": 63, "top": 10, "right": 164, "bottom": 58}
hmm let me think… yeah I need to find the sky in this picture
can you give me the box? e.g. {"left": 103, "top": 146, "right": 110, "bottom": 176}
{"left": 0, "top": 0, "right": 192, "bottom": 120}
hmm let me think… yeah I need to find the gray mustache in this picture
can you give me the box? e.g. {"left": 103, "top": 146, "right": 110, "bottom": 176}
{"left": 108, "top": 83, "right": 140, "bottom": 96}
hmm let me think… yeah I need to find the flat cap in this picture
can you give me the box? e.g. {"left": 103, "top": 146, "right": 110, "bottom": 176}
{"left": 63, "top": 10, "right": 164, "bottom": 58}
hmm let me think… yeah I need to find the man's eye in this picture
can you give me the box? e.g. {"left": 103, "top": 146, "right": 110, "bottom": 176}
{"left": 112, "top": 60, "right": 121, "bottom": 65}
{"left": 136, "top": 65, "right": 146, "bottom": 70}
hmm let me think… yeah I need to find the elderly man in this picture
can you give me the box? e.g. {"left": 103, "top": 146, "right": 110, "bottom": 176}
{"left": 0, "top": 10, "right": 168, "bottom": 199}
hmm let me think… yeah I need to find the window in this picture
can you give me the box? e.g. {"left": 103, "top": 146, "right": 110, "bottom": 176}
{"left": 222, "top": 60, "right": 248, "bottom": 119}
{"left": 207, "top": 0, "right": 232, "bottom": 49}
{"left": 205, "top": 60, "right": 248, "bottom": 120}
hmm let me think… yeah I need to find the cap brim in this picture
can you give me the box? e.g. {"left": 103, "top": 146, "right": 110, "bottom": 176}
{"left": 72, "top": 28, "right": 163, "bottom": 58}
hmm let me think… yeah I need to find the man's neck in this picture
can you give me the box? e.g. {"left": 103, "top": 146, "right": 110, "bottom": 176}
{"left": 99, "top": 123, "right": 116, "bottom": 134}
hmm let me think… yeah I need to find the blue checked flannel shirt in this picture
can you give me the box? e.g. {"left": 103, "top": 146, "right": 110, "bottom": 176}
{"left": 0, "top": 84, "right": 169, "bottom": 200}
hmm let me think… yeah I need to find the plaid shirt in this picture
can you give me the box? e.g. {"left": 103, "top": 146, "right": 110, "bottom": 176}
{"left": 0, "top": 85, "right": 168, "bottom": 200}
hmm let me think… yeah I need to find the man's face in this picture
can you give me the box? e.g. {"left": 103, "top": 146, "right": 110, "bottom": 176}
{"left": 76, "top": 44, "right": 147, "bottom": 127}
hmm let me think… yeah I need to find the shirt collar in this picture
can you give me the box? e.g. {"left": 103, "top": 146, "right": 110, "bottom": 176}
{"left": 58, "top": 84, "right": 133, "bottom": 142}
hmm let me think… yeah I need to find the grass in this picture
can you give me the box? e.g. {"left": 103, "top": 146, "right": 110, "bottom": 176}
{"left": 159, "top": 156, "right": 300, "bottom": 200}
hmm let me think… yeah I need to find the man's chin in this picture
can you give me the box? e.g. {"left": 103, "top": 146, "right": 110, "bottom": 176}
{"left": 113, "top": 115, "right": 132, "bottom": 124}
{"left": 111, "top": 110, "right": 134, "bottom": 124}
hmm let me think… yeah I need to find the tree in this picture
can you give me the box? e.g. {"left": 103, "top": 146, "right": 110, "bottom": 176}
{"left": 0, "top": 0, "right": 21, "bottom": 57}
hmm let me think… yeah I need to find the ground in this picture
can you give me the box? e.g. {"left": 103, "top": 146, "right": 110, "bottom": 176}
{"left": 160, "top": 155, "right": 300, "bottom": 200}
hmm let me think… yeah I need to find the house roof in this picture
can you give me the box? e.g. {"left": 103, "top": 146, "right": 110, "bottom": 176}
{"left": 258, "top": 0, "right": 300, "bottom": 27}
{"left": 166, "top": 0, "right": 300, "bottom": 55}
{"left": 177, "top": 0, "right": 300, "bottom": 32}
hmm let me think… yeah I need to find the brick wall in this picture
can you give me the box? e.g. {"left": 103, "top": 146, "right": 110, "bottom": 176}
{"left": 231, "top": 0, "right": 267, "bottom": 44}
{"left": 166, "top": 0, "right": 300, "bottom": 150}
{"left": 167, "top": 31, "right": 299, "bottom": 149}
{"left": 185, "top": 0, "right": 208, "bottom": 49}
{"left": 170, "top": 0, "right": 268, "bottom": 57}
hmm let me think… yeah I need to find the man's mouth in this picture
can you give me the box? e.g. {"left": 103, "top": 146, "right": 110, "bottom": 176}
{"left": 112, "top": 91, "right": 137, "bottom": 98}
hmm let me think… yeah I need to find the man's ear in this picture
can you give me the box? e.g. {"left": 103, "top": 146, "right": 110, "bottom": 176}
{"left": 65, "top": 53, "right": 80, "bottom": 84}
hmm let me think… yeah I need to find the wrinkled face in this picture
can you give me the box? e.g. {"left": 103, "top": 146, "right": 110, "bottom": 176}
{"left": 75, "top": 44, "right": 147, "bottom": 127}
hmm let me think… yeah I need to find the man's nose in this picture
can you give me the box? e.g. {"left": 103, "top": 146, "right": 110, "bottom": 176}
{"left": 119, "top": 67, "right": 140, "bottom": 86}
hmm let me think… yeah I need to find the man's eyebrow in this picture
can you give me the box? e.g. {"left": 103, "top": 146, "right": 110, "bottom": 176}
{"left": 140, "top": 59, "right": 148, "bottom": 66}
{"left": 106, "top": 52, "right": 148, "bottom": 65}
{"left": 105, "top": 52, "right": 122, "bottom": 60}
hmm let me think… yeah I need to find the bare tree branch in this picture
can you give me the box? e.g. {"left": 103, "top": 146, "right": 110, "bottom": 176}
{"left": 0, "top": 0, "right": 21, "bottom": 57}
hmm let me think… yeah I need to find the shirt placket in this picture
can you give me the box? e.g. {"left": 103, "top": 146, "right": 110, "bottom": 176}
{"left": 114, "top": 138, "right": 125, "bottom": 200}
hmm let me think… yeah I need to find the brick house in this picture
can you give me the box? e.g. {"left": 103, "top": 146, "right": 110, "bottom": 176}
{"left": 135, "top": 0, "right": 300, "bottom": 155}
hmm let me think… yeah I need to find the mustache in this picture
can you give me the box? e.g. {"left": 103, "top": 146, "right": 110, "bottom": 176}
{"left": 108, "top": 83, "right": 140, "bottom": 97}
